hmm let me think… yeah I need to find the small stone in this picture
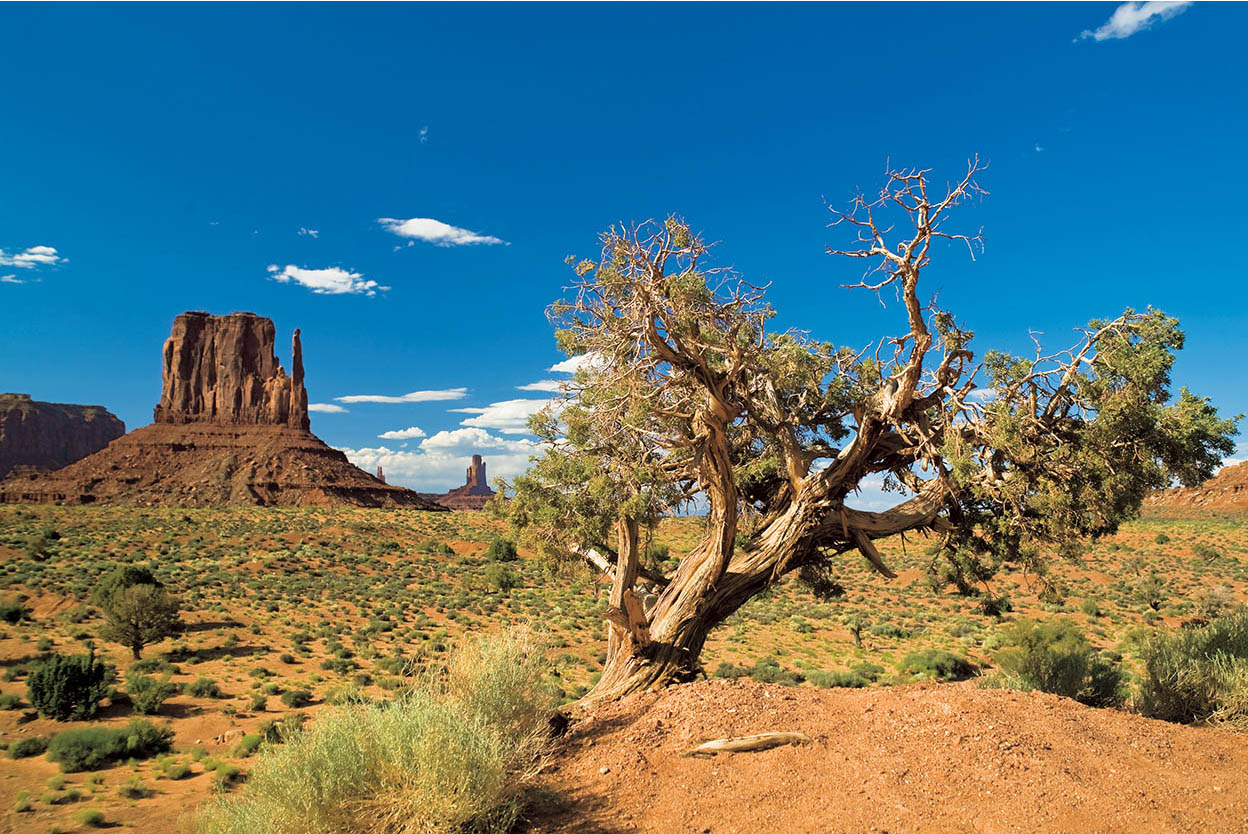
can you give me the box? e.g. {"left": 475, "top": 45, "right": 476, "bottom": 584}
{"left": 599, "top": 766, "right": 611, "bottom": 774}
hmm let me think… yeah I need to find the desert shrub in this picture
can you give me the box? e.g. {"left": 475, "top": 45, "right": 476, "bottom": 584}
{"left": 807, "top": 669, "right": 868, "bottom": 688}
{"left": 280, "top": 688, "right": 312, "bottom": 708}
{"left": 74, "top": 808, "right": 107, "bottom": 827}
{"left": 484, "top": 564, "right": 519, "bottom": 592}
{"left": 195, "top": 629, "right": 556, "bottom": 834}
{"left": 127, "top": 673, "right": 179, "bottom": 714}
{"left": 46, "top": 719, "right": 173, "bottom": 772}
{"left": 232, "top": 733, "right": 263, "bottom": 757}
{"left": 187, "top": 677, "right": 222, "bottom": 698}
{"left": 9, "top": 735, "right": 49, "bottom": 758}
{"left": 130, "top": 657, "right": 178, "bottom": 675}
{"left": 1193, "top": 585, "right": 1236, "bottom": 622}
{"left": 0, "top": 692, "right": 23, "bottom": 710}
{"left": 1154, "top": 532, "right": 1172, "bottom": 544}
{"left": 898, "top": 649, "right": 974, "bottom": 681}
{"left": 27, "top": 647, "right": 109, "bottom": 721}
{"left": 117, "top": 775, "right": 152, "bottom": 799}
{"left": 713, "top": 661, "right": 747, "bottom": 680}
{"left": 1192, "top": 543, "right": 1221, "bottom": 561}
{"left": 0, "top": 597, "right": 30, "bottom": 624}
{"left": 986, "top": 618, "right": 1124, "bottom": 707}
{"left": 749, "top": 657, "right": 803, "bottom": 686}
{"left": 1138, "top": 609, "right": 1248, "bottom": 727}
{"left": 484, "top": 538, "right": 518, "bottom": 562}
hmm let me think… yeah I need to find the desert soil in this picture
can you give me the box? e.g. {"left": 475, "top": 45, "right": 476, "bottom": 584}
{"left": 527, "top": 678, "right": 1248, "bottom": 834}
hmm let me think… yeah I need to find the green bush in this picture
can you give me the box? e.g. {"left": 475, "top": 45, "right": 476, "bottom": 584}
{"left": 807, "top": 669, "right": 868, "bottom": 688}
{"left": 195, "top": 629, "right": 557, "bottom": 834}
{"left": 9, "top": 735, "right": 49, "bottom": 759}
{"left": 1139, "top": 609, "right": 1248, "bottom": 727}
{"left": 0, "top": 692, "right": 23, "bottom": 710}
{"left": 187, "top": 677, "right": 222, "bottom": 698}
{"left": 74, "top": 808, "right": 107, "bottom": 827}
{"left": 27, "top": 647, "right": 110, "bottom": 721}
{"left": 0, "top": 597, "right": 30, "bottom": 624}
{"left": 712, "top": 661, "right": 747, "bottom": 680}
{"left": 46, "top": 719, "right": 173, "bottom": 772}
{"left": 280, "top": 689, "right": 312, "bottom": 708}
{"left": 484, "top": 563, "right": 519, "bottom": 592}
{"left": 898, "top": 649, "right": 974, "bottom": 681}
{"left": 484, "top": 538, "right": 518, "bottom": 562}
{"left": 987, "top": 618, "right": 1123, "bottom": 706}
{"left": 127, "top": 673, "right": 180, "bottom": 715}
{"left": 748, "top": 657, "right": 803, "bottom": 686}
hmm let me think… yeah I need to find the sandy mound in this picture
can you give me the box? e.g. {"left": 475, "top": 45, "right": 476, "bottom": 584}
{"left": 527, "top": 678, "right": 1248, "bottom": 834}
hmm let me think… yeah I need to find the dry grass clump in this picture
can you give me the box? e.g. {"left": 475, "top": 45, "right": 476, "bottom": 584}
{"left": 195, "top": 628, "right": 556, "bottom": 834}
{"left": 1138, "top": 608, "right": 1248, "bottom": 729}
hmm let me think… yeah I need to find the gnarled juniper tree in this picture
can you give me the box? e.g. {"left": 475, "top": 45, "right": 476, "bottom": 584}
{"left": 501, "top": 160, "right": 1236, "bottom": 702}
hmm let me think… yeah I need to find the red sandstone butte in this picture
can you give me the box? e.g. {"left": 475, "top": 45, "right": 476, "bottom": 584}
{"left": 0, "top": 393, "right": 126, "bottom": 479}
{"left": 0, "top": 312, "right": 444, "bottom": 509}
{"left": 421, "top": 454, "right": 497, "bottom": 511}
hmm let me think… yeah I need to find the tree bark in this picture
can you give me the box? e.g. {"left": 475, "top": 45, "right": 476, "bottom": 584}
{"left": 583, "top": 483, "right": 947, "bottom": 704}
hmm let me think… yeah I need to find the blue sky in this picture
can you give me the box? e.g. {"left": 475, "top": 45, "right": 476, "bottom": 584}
{"left": 2, "top": 2, "right": 1245, "bottom": 496}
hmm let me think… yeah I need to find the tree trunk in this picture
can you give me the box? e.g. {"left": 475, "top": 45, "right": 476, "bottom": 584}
{"left": 585, "top": 494, "right": 830, "bottom": 703}
{"left": 582, "top": 483, "right": 946, "bottom": 704}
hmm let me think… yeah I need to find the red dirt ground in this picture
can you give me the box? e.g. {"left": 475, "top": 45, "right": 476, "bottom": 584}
{"left": 526, "top": 678, "right": 1248, "bottom": 834}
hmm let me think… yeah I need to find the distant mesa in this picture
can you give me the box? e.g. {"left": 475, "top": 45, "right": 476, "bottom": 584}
{"left": 0, "top": 393, "right": 126, "bottom": 479}
{"left": 0, "top": 311, "right": 444, "bottom": 510}
{"left": 419, "top": 454, "right": 497, "bottom": 511}
{"left": 1144, "top": 460, "right": 1248, "bottom": 515}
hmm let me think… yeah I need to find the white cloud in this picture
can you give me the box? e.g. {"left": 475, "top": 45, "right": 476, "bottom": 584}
{"left": 548, "top": 352, "right": 602, "bottom": 374}
{"left": 517, "top": 379, "right": 563, "bottom": 393}
{"left": 1034, "top": 144, "right": 1045, "bottom": 153}
{"left": 267, "top": 264, "right": 385, "bottom": 296}
{"left": 336, "top": 428, "right": 539, "bottom": 492}
{"left": 378, "top": 217, "right": 505, "bottom": 247}
{"left": 298, "top": 227, "right": 319, "bottom": 238}
{"left": 419, "top": 126, "right": 429, "bottom": 144}
{"left": 843, "top": 473, "right": 914, "bottom": 513}
{"left": 450, "top": 398, "right": 555, "bottom": 434}
{"left": 967, "top": 388, "right": 997, "bottom": 402}
{"left": 308, "top": 403, "right": 348, "bottom": 413}
{"left": 378, "top": 426, "right": 427, "bottom": 440}
{"left": 0, "top": 245, "right": 65, "bottom": 269}
{"left": 1080, "top": 1, "right": 1191, "bottom": 41}
{"left": 1, "top": 274, "right": 23, "bottom": 284}
{"left": 335, "top": 387, "right": 468, "bottom": 405}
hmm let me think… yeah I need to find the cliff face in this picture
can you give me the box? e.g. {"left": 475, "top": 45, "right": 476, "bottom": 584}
{"left": 1144, "top": 460, "right": 1248, "bottom": 515}
{"left": 0, "top": 393, "right": 125, "bottom": 478}
{"left": 1, "top": 312, "right": 441, "bottom": 510}
{"left": 153, "top": 312, "right": 308, "bottom": 430}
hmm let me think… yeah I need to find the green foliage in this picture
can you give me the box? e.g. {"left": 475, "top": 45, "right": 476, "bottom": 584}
{"left": 27, "top": 647, "right": 109, "bottom": 721}
{"left": 484, "top": 538, "right": 518, "bottom": 562}
{"left": 46, "top": 719, "right": 173, "bottom": 772}
{"left": 127, "top": 673, "right": 180, "bottom": 714}
{"left": 74, "top": 808, "right": 107, "bottom": 827}
{"left": 9, "top": 735, "right": 49, "bottom": 758}
{"left": 749, "top": 657, "right": 801, "bottom": 685}
{"left": 987, "top": 618, "right": 1124, "bottom": 707}
{"left": 280, "top": 689, "right": 312, "bottom": 708}
{"left": 0, "top": 692, "right": 23, "bottom": 710}
{"left": 807, "top": 669, "right": 868, "bottom": 688}
{"left": 195, "top": 629, "right": 557, "bottom": 834}
{"left": 96, "top": 573, "right": 184, "bottom": 659}
{"left": 897, "top": 649, "right": 974, "bottom": 681}
{"left": 1138, "top": 609, "right": 1248, "bottom": 727}
{"left": 187, "top": 676, "right": 222, "bottom": 698}
{"left": 0, "top": 597, "right": 30, "bottom": 624}
{"left": 483, "top": 563, "right": 519, "bottom": 592}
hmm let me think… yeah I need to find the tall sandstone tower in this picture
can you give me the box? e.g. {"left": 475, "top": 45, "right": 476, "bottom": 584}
{"left": 1, "top": 312, "right": 442, "bottom": 509}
